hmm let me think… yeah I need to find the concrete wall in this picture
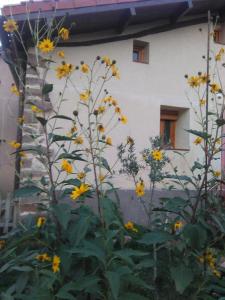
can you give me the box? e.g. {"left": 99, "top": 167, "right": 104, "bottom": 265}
{"left": 0, "top": 55, "right": 18, "bottom": 196}
{"left": 39, "top": 23, "right": 223, "bottom": 189}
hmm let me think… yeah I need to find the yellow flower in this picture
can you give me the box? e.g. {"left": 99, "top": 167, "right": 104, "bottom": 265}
{"left": 56, "top": 62, "right": 73, "bottom": 79}
{"left": 57, "top": 50, "right": 65, "bottom": 58}
{"left": 77, "top": 172, "right": 86, "bottom": 180}
{"left": 215, "top": 138, "right": 221, "bottom": 145}
{"left": 98, "top": 124, "right": 105, "bottom": 133}
{"left": 120, "top": 115, "right": 128, "bottom": 124}
{"left": 36, "top": 217, "right": 46, "bottom": 228}
{"left": 215, "top": 53, "right": 222, "bottom": 61}
{"left": 19, "top": 151, "right": 27, "bottom": 158}
{"left": 188, "top": 76, "right": 200, "bottom": 88}
{"left": 31, "top": 105, "right": 42, "bottom": 113}
{"left": 111, "top": 64, "right": 120, "bottom": 79}
{"left": 213, "top": 171, "right": 221, "bottom": 177}
{"left": 199, "top": 73, "right": 209, "bottom": 84}
{"left": 173, "top": 221, "right": 183, "bottom": 231}
{"left": 61, "top": 159, "right": 73, "bottom": 174}
{"left": 70, "top": 183, "right": 90, "bottom": 200}
{"left": 81, "top": 64, "right": 89, "bottom": 73}
{"left": 135, "top": 182, "right": 145, "bottom": 197}
{"left": 111, "top": 98, "right": 118, "bottom": 106}
{"left": 0, "top": 240, "right": 6, "bottom": 250}
{"left": 18, "top": 116, "right": 25, "bottom": 125}
{"left": 59, "top": 27, "right": 69, "bottom": 40}
{"left": 115, "top": 107, "right": 121, "bottom": 114}
{"left": 80, "top": 90, "right": 90, "bottom": 101}
{"left": 52, "top": 255, "right": 61, "bottom": 273}
{"left": 106, "top": 137, "right": 112, "bottom": 146}
{"left": 8, "top": 140, "right": 21, "bottom": 149}
{"left": 74, "top": 136, "right": 84, "bottom": 145}
{"left": 36, "top": 253, "right": 51, "bottom": 262}
{"left": 38, "top": 38, "right": 54, "bottom": 53}
{"left": 10, "top": 83, "right": 19, "bottom": 96}
{"left": 151, "top": 149, "right": 163, "bottom": 161}
{"left": 102, "top": 56, "right": 111, "bottom": 66}
{"left": 99, "top": 173, "right": 106, "bottom": 183}
{"left": 102, "top": 96, "right": 112, "bottom": 103}
{"left": 98, "top": 106, "right": 106, "bottom": 114}
{"left": 3, "top": 19, "right": 18, "bottom": 32}
{"left": 194, "top": 137, "right": 203, "bottom": 145}
{"left": 213, "top": 269, "right": 221, "bottom": 278}
{"left": 210, "top": 83, "right": 221, "bottom": 93}
{"left": 124, "top": 221, "right": 138, "bottom": 232}
{"left": 199, "top": 99, "right": 206, "bottom": 106}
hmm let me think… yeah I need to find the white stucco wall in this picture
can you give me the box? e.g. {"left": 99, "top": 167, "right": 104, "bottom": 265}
{"left": 42, "top": 23, "right": 224, "bottom": 189}
{"left": 0, "top": 56, "right": 18, "bottom": 195}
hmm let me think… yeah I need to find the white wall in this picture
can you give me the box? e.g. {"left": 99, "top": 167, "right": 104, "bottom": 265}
{"left": 43, "top": 23, "right": 224, "bottom": 189}
{"left": 0, "top": 56, "right": 18, "bottom": 195}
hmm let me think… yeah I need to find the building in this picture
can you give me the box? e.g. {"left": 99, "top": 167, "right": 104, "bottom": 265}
{"left": 0, "top": 0, "right": 225, "bottom": 200}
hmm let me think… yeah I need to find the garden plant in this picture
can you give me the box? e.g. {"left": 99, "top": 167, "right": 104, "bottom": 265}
{"left": 1, "top": 11, "right": 225, "bottom": 300}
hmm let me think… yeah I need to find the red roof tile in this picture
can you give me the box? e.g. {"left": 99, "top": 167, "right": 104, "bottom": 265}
{"left": 2, "top": 0, "right": 142, "bottom": 16}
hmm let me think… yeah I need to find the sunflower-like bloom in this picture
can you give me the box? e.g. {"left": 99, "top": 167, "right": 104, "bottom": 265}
{"left": 80, "top": 90, "right": 91, "bottom": 101}
{"left": 38, "top": 38, "right": 54, "bottom": 53}
{"left": 194, "top": 137, "right": 203, "bottom": 145}
{"left": 70, "top": 183, "right": 89, "bottom": 200}
{"left": 115, "top": 107, "right": 121, "bottom": 114}
{"left": 102, "top": 56, "right": 111, "bottom": 66}
{"left": 199, "top": 99, "right": 206, "bottom": 106}
{"left": 77, "top": 172, "right": 86, "bottom": 180}
{"left": 36, "top": 217, "right": 46, "bottom": 228}
{"left": 151, "top": 149, "right": 163, "bottom": 161}
{"left": 98, "top": 124, "right": 105, "bottom": 133}
{"left": 187, "top": 76, "right": 200, "bottom": 88}
{"left": 61, "top": 159, "right": 73, "bottom": 174}
{"left": 3, "top": 19, "right": 18, "bottom": 32}
{"left": 213, "top": 171, "right": 221, "bottom": 177}
{"left": 57, "top": 50, "right": 65, "bottom": 58}
{"left": 124, "top": 221, "right": 138, "bottom": 232}
{"left": 120, "top": 115, "right": 128, "bottom": 124}
{"left": 56, "top": 62, "right": 73, "bottom": 79}
{"left": 173, "top": 220, "right": 183, "bottom": 231}
{"left": 36, "top": 253, "right": 51, "bottom": 262}
{"left": 59, "top": 27, "right": 69, "bottom": 40}
{"left": 81, "top": 63, "right": 89, "bottom": 73}
{"left": 52, "top": 255, "right": 61, "bottom": 273}
{"left": 135, "top": 181, "right": 145, "bottom": 197}
{"left": 210, "top": 83, "right": 221, "bottom": 93}
{"left": 8, "top": 140, "right": 21, "bottom": 149}
{"left": 31, "top": 105, "right": 42, "bottom": 113}
{"left": 10, "top": 83, "right": 19, "bottom": 96}
{"left": 106, "top": 137, "right": 112, "bottom": 146}
{"left": 74, "top": 136, "right": 84, "bottom": 145}
{"left": 98, "top": 106, "right": 106, "bottom": 114}
{"left": 111, "top": 64, "right": 120, "bottom": 79}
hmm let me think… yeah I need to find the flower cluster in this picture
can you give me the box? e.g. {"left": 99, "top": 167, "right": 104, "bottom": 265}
{"left": 124, "top": 221, "right": 138, "bottom": 233}
{"left": 198, "top": 250, "right": 221, "bottom": 278}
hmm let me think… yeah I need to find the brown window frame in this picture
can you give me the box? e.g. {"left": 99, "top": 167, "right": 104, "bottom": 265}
{"left": 214, "top": 29, "right": 221, "bottom": 43}
{"left": 133, "top": 40, "right": 149, "bottom": 64}
{"left": 160, "top": 110, "right": 178, "bottom": 149}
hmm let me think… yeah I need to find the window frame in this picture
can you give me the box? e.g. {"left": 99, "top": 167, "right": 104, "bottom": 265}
{"left": 132, "top": 40, "right": 149, "bottom": 64}
{"left": 160, "top": 110, "right": 178, "bottom": 150}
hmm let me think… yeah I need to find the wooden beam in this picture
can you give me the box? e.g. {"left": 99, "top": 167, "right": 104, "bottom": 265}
{"left": 171, "top": 0, "right": 193, "bottom": 23}
{"left": 116, "top": 7, "right": 136, "bottom": 34}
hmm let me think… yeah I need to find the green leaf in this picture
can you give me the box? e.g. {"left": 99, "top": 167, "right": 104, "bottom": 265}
{"left": 36, "top": 116, "right": 47, "bottom": 126}
{"left": 57, "top": 153, "right": 86, "bottom": 162}
{"left": 119, "top": 293, "right": 149, "bottom": 300}
{"left": 42, "top": 83, "right": 53, "bottom": 95}
{"left": 106, "top": 271, "right": 120, "bottom": 300}
{"left": 53, "top": 204, "right": 71, "bottom": 230}
{"left": 99, "top": 157, "right": 111, "bottom": 172}
{"left": 51, "top": 134, "right": 75, "bottom": 143}
{"left": 71, "top": 275, "right": 100, "bottom": 292}
{"left": 14, "top": 186, "right": 42, "bottom": 197}
{"left": 50, "top": 115, "right": 74, "bottom": 121}
{"left": 134, "top": 258, "right": 155, "bottom": 270}
{"left": 70, "top": 240, "right": 105, "bottom": 263}
{"left": 170, "top": 264, "right": 194, "bottom": 294}
{"left": 183, "top": 224, "right": 207, "bottom": 249}
{"left": 161, "top": 196, "right": 187, "bottom": 213}
{"left": 139, "top": 231, "right": 173, "bottom": 245}
{"left": 56, "top": 282, "right": 77, "bottom": 300}
{"left": 186, "top": 129, "right": 211, "bottom": 139}
{"left": 15, "top": 273, "right": 29, "bottom": 294}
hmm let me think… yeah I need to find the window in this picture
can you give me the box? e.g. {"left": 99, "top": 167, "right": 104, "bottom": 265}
{"left": 160, "top": 106, "right": 190, "bottom": 150}
{"left": 214, "top": 24, "right": 225, "bottom": 44}
{"left": 133, "top": 40, "right": 149, "bottom": 64}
